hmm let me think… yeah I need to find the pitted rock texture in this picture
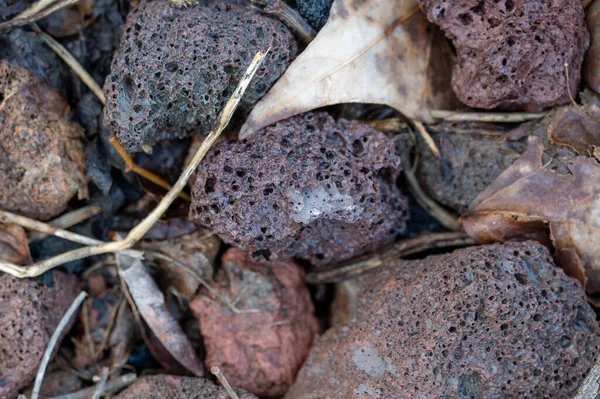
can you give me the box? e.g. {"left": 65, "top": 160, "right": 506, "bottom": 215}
{"left": 0, "top": 272, "right": 79, "bottom": 399}
{"left": 296, "top": 0, "right": 333, "bottom": 30}
{"left": 189, "top": 248, "right": 319, "bottom": 398}
{"left": 285, "top": 242, "right": 600, "bottom": 399}
{"left": 103, "top": 0, "right": 297, "bottom": 152}
{"left": 0, "top": 60, "right": 87, "bottom": 220}
{"left": 417, "top": 0, "right": 589, "bottom": 111}
{"left": 116, "top": 375, "right": 257, "bottom": 399}
{"left": 190, "top": 112, "right": 408, "bottom": 266}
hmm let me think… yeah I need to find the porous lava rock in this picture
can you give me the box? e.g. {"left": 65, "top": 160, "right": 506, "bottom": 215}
{"left": 103, "top": 0, "right": 297, "bottom": 152}
{"left": 0, "top": 272, "right": 79, "bottom": 398}
{"left": 286, "top": 242, "right": 600, "bottom": 398}
{"left": 190, "top": 112, "right": 408, "bottom": 266}
{"left": 189, "top": 248, "right": 319, "bottom": 398}
{"left": 296, "top": 0, "right": 333, "bottom": 30}
{"left": 115, "top": 375, "right": 257, "bottom": 399}
{"left": 0, "top": 60, "right": 87, "bottom": 220}
{"left": 417, "top": 0, "right": 589, "bottom": 111}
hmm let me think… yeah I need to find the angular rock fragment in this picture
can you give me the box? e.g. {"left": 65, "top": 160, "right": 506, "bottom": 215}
{"left": 103, "top": 0, "right": 297, "bottom": 152}
{"left": 191, "top": 112, "right": 408, "bottom": 266}
{"left": 189, "top": 248, "right": 319, "bottom": 398}
{"left": 115, "top": 375, "right": 257, "bottom": 399}
{"left": 286, "top": 242, "right": 600, "bottom": 398}
{"left": 0, "top": 272, "right": 79, "bottom": 398}
{"left": 0, "top": 60, "right": 87, "bottom": 220}
{"left": 417, "top": 0, "right": 589, "bottom": 110}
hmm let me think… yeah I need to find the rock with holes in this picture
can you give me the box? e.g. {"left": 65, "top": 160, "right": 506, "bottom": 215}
{"left": 102, "top": 0, "right": 297, "bottom": 152}
{"left": 116, "top": 375, "right": 257, "bottom": 399}
{"left": 296, "top": 0, "right": 333, "bottom": 30}
{"left": 190, "top": 112, "right": 408, "bottom": 266}
{"left": 0, "top": 272, "right": 79, "bottom": 398}
{"left": 417, "top": 0, "right": 589, "bottom": 111}
{"left": 0, "top": 60, "right": 87, "bottom": 220}
{"left": 189, "top": 248, "right": 319, "bottom": 398}
{"left": 285, "top": 241, "right": 600, "bottom": 398}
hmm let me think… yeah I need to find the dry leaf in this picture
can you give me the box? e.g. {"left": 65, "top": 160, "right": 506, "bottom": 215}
{"left": 240, "top": 0, "right": 454, "bottom": 138}
{"left": 461, "top": 136, "right": 600, "bottom": 294}
{"left": 117, "top": 253, "right": 204, "bottom": 376}
{"left": 0, "top": 223, "right": 31, "bottom": 264}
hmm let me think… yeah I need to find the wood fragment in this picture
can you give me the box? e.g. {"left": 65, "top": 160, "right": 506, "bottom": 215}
{"left": 211, "top": 366, "right": 240, "bottom": 399}
{"left": 431, "top": 110, "right": 547, "bottom": 122}
{"left": 306, "top": 232, "right": 474, "bottom": 283}
{"left": 413, "top": 120, "right": 440, "bottom": 159}
{"left": 251, "top": 0, "right": 316, "bottom": 43}
{"left": 32, "top": 291, "right": 88, "bottom": 399}
{"left": 0, "top": 50, "right": 268, "bottom": 278}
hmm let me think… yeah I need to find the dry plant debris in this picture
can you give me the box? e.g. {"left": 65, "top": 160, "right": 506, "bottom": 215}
{"left": 191, "top": 112, "right": 408, "bottom": 266}
{"left": 240, "top": 0, "right": 455, "bottom": 137}
{"left": 418, "top": 0, "right": 589, "bottom": 111}
{"left": 0, "top": 223, "right": 31, "bottom": 264}
{"left": 189, "top": 248, "right": 319, "bottom": 398}
{"left": 287, "top": 242, "right": 600, "bottom": 398}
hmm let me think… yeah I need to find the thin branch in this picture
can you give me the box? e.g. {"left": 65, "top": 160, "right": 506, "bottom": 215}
{"left": 0, "top": 51, "right": 268, "bottom": 278}
{"left": 49, "top": 373, "right": 137, "bottom": 399}
{"left": 28, "top": 205, "right": 103, "bottom": 243}
{"left": 431, "top": 109, "right": 547, "bottom": 122}
{"left": 306, "top": 232, "right": 474, "bottom": 283}
{"left": 0, "top": 0, "right": 82, "bottom": 29}
{"left": 413, "top": 120, "right": 440, "bottom": 159}
{"left": 251, "top": 0, "right": 316, "bottom": 43}
{"left": 211, "top": 367, "right": 240, "bottom": 399}
{"left": 91, "top": 368, "right": 110, "bottom": 399}
{"left": 32, "top": 291, "right": 89, "bottom": 399}
{"left": 0, "top": 210, "right": 143, "bottom": 258}
{"left": 31, "top": 24, "right": 106, "bottom": 103}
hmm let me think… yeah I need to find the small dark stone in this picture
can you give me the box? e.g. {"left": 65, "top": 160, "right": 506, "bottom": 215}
{"left": 296, "top": 0, "right": 332, "bottom": 30}
{"left": 417, "top": 0, "right": 589, "bottom": 111}
{"left": 190, "top": 112, "right": 408, "bottom": 266}
{"left": 103, "top": 0, "right": 298, "bottom": 152}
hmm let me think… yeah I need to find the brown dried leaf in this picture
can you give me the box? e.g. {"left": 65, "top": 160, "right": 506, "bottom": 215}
{"left": 240, "top": 0, "right": 455, "bottom": 138}
{"left": 117, "top": 253, "right": 204, "bottom": 376}
{"left": 0, "top": 223, "right": 31, "bottom": 264}
{"left": 461, "top": 136, "right": 600, "bottom": 294}
{"left": 547, "top": 104, "right": 600, "bottom": 156}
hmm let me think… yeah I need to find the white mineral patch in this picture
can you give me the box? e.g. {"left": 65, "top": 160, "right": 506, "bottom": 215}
{"left": 287, "top": 185, "right": 360, "bottom": 224}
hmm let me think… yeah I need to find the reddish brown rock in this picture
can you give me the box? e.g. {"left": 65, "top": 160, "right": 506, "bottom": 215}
{"left": 103, "top": 0, "right": 297, "bottom": 152}
{"left": 115, "top": 375, "right": 257, "bottom": 399}
{"left": 0, "top": 272, "right": 79, "bottom": 398}
{"left": 191, "top": 112, "right": 408, "bottom": 266}
{"left": 286, "top": 242, "right": 600, "bottom": 398}
{"left": 189, "top": 248, "right": 319, "bottom": 398}
{"left": 0, "top": 60, "right": 87, "bottom": 220}
{"left": 584, "top": 0, "right": 600, "bottom": 93}
{"left": 417, "top": 0, "right": 589, "bottom": 111}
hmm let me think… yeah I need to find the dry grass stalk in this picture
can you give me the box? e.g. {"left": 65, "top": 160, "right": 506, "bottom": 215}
{"left": 431, "top": 109, "right": 547, "bottom": 122}
{"left": 211, "top": 367, "right": 240, "bottom": 399}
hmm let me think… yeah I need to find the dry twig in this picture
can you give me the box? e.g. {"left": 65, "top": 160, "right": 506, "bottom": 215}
{"left": 32, "top": 291, "right": 89, "bottom": 399}
{"left": 91, "top": 368, "right": 110, "bottom": 399}
{"left": 211, "top": 366, "right": 240, "bottom": 399}
{"left": 251, "top": 0, "right": 316, "bottom": 43}
{"left": 0, "top": 50, "right": 268, "bottom": 279}
{"left": 0, "top": 0, "right": 83, "bottom": 29}
{"left": 413, "top": 120, "right": 440, "bottom": 159}
{"left": 431, "top": 109, "right": 547, "bottom": 122}
{"left": 28, "top": 205, "right": 103, "bottom": 243}
{"left": 306, "top": 232, "right": 474, "bottom": 283}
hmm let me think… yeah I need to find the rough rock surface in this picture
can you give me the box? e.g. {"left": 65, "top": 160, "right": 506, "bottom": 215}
{"left": 584, "top": 0, "right": 600, "bottom": 94}
{"left": 286, "top": 242, "right": 600, "bottom": 398}
{"left": 103, "top": 0, "right": 297, "bottom": 152}
{"left": 417, "top": 0, "right": 589, "bottom": 111}
{"left": 0, "top": 60, "right": 87, "bottom": 220}
{"left": 296, "top": 0, "right": 333, "bottom": 30}
{"left": 189, "top": 248, "right": 319, "bottom": 398}
{"left": 0, "top": 272, "right": 79, "bottom": 398}
{"left": 191, "top": 112, "right": 408, "bottom": 266}
{"left": 116, "top": 375, "right": 257, "bottom": 399}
